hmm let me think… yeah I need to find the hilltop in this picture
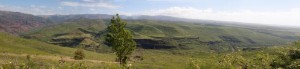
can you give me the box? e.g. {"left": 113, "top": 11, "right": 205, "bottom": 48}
{"left": 0, "top": 11, "right": 51, "bottom": 34}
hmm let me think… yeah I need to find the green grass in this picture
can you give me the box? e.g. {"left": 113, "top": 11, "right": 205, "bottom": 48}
{"left": 0, "top": 32, "right": 115, "bottom": 60}
{"left": 1, "top": 31, "right": 300, "bottom": 69}
{"left": 0, "top": 32, "right": 196, "bottom": 69}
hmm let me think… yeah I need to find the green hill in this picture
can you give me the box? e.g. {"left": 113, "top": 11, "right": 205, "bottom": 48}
{"left": 23, "top": 19, "right": 298, "bottom": 52}
{"left": 2, "top": 30, "right": 299, "bottom": 69}
{"left": 0, "top": 32, "right": 220, "bottom": 69}
{"left": 0, "top": 32, "right": 122, "bottom": 68}
{"left": 0, "top": 32, "right": 115, "bottom": 60}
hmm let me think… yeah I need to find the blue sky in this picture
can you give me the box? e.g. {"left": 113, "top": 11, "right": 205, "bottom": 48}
{"left": 0, "top": 0, "right": 300, "bottom": 26}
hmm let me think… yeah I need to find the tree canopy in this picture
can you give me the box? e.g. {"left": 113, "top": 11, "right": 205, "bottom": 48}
{"left": 106, "top": 14, "right": 137, "bottom": 66}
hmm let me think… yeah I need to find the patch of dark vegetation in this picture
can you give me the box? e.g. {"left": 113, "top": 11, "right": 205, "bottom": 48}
{"left": 134, "top": 39, "right": 177, "bottom": 49}
{"left": 178, "top": 25, "right": 191, "bottom": 30}
{"left": 244, "top": 37, "right": 257, "bottom": 44}
{"left": 51, "top": 38, "right": 83, "bottom": 47}
{"left": 204, "top": 24, "right": 223, "bottom": 26}
{"left": 171, "top": 37, "right": 199, "bottom": 40}
{"left": 219, "top": 36, "right": 242, "bottom": 43}
{"left": 77, "top": 28, "right": 98, "bottom": 36}
{"left": 240, "top": 47, "right": 263, "bottom": 51}
{"left": 53, "top": 33, "right": 70, "bottom": 37}
{"left": 199, "top": 41, "right": 222, "bottom": 45}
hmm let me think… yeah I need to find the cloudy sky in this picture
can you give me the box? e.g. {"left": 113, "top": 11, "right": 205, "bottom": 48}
{"left": 0, "top": 0, "right": 300, "bottom": 26}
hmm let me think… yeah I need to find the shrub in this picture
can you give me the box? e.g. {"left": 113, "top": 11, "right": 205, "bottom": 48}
{"left": 270, "top": 49, "right": 300, "bottom": 69}
{"left": 74, "top": 49, "right": 85, "bottom": 60}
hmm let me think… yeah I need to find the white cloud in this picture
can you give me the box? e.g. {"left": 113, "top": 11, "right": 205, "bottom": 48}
{"left": 82, "top": 0, "right": 96, "bottom": 2}
{"left": 61, "top": 0, "right": 119, "bottom": 9}
{"left": 146, "top": 0, "right": 196, "bottom": 2}
{"left": 0, "top": 5, "right": 64, "bottom": 15}
{"left": 134, "top": 7, "right": 300, "bottom": 26}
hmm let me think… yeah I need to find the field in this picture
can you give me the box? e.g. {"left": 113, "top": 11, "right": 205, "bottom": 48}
{"left": 2, "top": 31, "right": 300, "bottom": 69}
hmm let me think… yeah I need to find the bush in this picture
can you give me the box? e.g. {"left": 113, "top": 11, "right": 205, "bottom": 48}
{"left": 270, "top": 49, "right": 300, "bottom": 69}
{"left": 74, "top": 49, "right": 85, "bottom": 60}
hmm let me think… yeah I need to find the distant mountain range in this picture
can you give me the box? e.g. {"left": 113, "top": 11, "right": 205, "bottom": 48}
{"left": 0, "top": 11, "right": 51, "bottom": 34}
{"left": 1, "top": 10, "right": 299, "bottom": 35}
{"left": 41, "top": 13, "right": 300, "bottom": 34}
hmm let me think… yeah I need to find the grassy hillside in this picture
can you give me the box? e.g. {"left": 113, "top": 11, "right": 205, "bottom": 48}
{"left": 0, "top": 32, "right": 115, "bottom": 60}
{"left": 0, "top": 32, "right": 231, "bottom": 69}
{"left": 0, "top": 32, "right": 191, "bottom": 69}
{"left": 2, "top": 31, "right": 299, "bottom": 69}
{"left": 0, "top": 32, "right": 125, "bottom": 68}
{"left": 23, "top": 19, "right": 298, "bottom": 52}
{"left": 1, "top": 19, "right": 300, "bottom": 69}
{"left": 126, "top": 20, "right": 296, "bottom": 42}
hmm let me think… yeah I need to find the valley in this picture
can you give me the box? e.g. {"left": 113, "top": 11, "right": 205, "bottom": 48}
{"left": 0, "top": 10, "right": 300, "bottom": 69}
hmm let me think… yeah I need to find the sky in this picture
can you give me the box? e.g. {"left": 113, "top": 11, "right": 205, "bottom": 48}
{"left": 0, "top": 0, "right": 300, "bottom": 26}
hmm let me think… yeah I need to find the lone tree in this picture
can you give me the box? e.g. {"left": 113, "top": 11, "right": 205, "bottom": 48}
{"left": 106, "top": 14, "right": 137, "bottom": 66}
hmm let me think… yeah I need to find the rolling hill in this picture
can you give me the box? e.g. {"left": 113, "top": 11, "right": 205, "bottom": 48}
{"left": 0, "top": 11, "right": 298, "bottom": 52}
{"left": 0, "top": 32, "right": 115, "bottom": 60}
{"left": 23, "top": 18, "right": 299, "bottom": 52}
{"left": 0, "top": 32, "right": 216, "bottom": 69}
{"left": 1, "top": 11, "right": 300, "bottom": 69}
{"left": 0, "top": 11, "right": 51, "bottom": 34}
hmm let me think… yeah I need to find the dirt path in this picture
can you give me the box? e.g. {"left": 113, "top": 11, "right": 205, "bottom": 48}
{"left": 0, "top": 53, "right": 118, "bottom": 64}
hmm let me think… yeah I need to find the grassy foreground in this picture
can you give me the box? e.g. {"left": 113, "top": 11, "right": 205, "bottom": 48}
{"left": 1, "top": 32, "right": 300, "bottom": 69}
{"left": 0, "top": 32, "right": 121, "bottom": 69}
{"left": 0, "top": 32, "right": 196, "bottom": 69}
